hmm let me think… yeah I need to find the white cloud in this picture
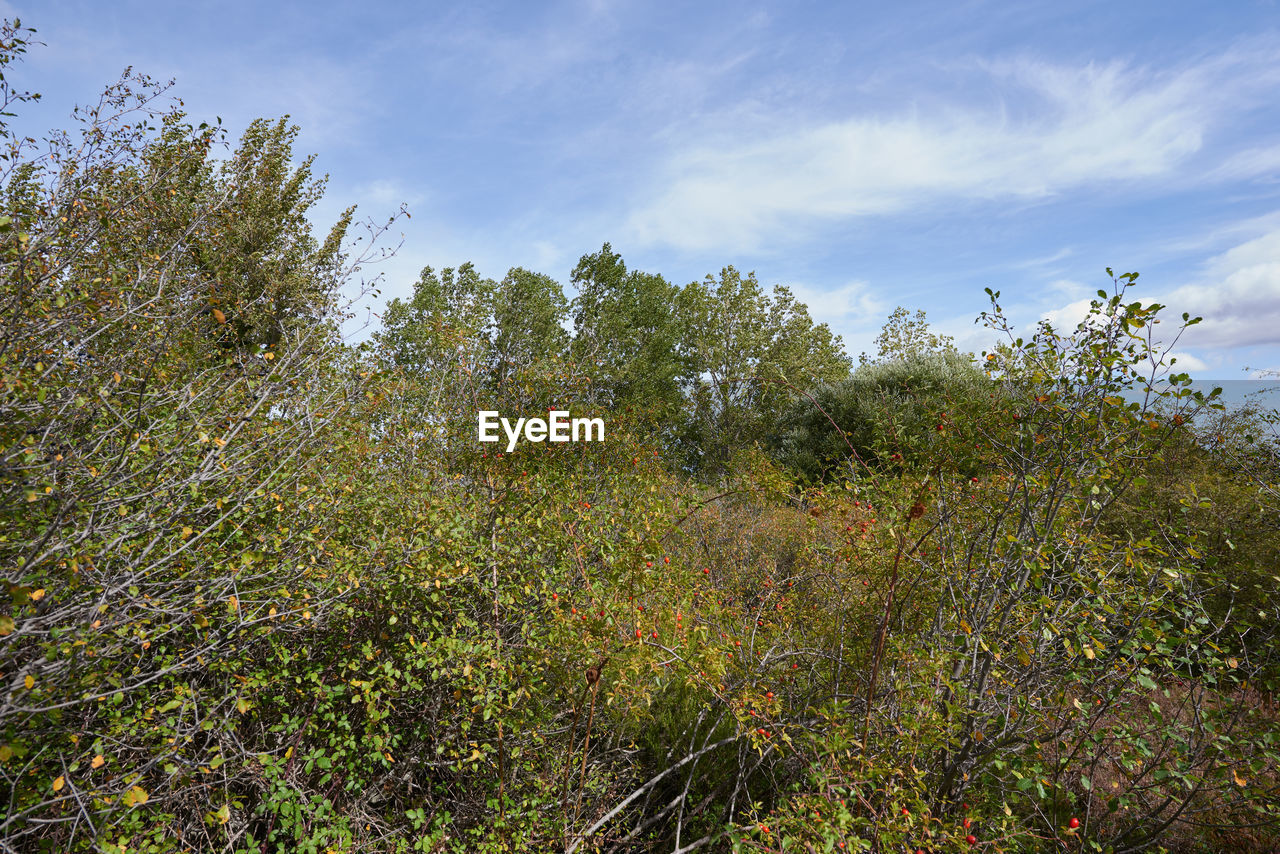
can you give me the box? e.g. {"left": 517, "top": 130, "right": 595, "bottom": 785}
{"left": 788, "top": 279, "right": 884, "bottom": 324}
{"left": 1036, "top": 220, "right": 1280, "bottom": 360}
{"left": 1160, "top": 228, "right": 1280, "bottom": 349}
{"left": 1040, "top": 297, "right": 1097, "bottom": 333}
{"left": 1163, "top": 351, "right": 1209, "bottom": 373}
{"left": 352, "top": 179, "right": 425, "bottom": 211}
{"left": 624, "top": 46, "right": 1277, "bottom": 253}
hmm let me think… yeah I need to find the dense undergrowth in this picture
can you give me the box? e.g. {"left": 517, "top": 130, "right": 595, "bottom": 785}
{"left": 3, "top": 21, "right": 1279, "bottom": 853}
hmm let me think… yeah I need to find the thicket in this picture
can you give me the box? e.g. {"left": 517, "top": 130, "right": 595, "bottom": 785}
{"left": 3, "top": 22, "right": 1279, "bottom": 853}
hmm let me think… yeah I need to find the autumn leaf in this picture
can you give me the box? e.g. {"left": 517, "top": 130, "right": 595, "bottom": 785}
{"left": 52, "top": 776, "right": 65, "bottom": 792}
{"left": 91, "top": 754, "right": 104, "bottom": 769}
{"left": 211, "top": 308, "right": 227, "bottom": 324}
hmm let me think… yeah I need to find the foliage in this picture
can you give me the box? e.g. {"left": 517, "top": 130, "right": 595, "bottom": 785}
{"left": 570, "top": 243, "right": 685, "bottom": 420}
{"left": 677, "top": 266, "right": 849, "bottom": 474}
{"left": 774, "top": 349, "right": 994, "bottom": 483}
{"left": 4, "top": 23, "right": 1280, "bottom": 854}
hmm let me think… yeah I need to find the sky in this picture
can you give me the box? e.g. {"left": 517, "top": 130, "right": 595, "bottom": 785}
{"left": 8, "top": 0, "right": 1280, "bottom": 378}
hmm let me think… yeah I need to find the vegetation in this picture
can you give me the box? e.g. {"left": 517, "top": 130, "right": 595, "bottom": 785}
{"left": 2, "top": 21, "right": 1278, "bottom": 853}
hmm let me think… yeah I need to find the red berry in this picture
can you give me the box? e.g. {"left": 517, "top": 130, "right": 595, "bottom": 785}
{"left": 702, "top": 568, "right": 710, "bottom": 574}
{"left": 966, "top": 835, "right": 977, "bottom": 845}
{"left": 963, "top": 817, "right": 971, "bottom": 829}
{"left": 1069, "top": 817, "right": 1080, "bottom": 829}
{"left": 765, "top": 691, "right": 774, "bottom": 699}
{"left": 645, "top": 561, "right": 652, "bottom": 567}
{"left": 901, "top": 807, "right": 909, "bottom": 816}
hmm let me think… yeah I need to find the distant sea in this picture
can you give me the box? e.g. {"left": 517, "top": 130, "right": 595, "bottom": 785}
{"left": 1118, "top": 380, "right": 1280, "bottom": 414}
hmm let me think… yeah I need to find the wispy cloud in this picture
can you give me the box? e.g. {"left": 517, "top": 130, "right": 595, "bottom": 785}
{"left": 1208, "top": 144, "right": 1280, "bottom": 182}
{"left": 623, "top": 43, "right": 1279, "bottom": 253}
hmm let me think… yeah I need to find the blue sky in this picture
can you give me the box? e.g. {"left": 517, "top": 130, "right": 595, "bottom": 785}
{"left": 9, "top": 1, "right": 1280, "bottom": 377}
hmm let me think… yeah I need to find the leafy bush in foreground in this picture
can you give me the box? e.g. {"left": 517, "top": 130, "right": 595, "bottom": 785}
{"left": 3, "top": 22, "right": 1279, "bottom": 853}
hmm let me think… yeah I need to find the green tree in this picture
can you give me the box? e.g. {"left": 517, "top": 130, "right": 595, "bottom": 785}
{"left": 489, "top": 265, "right": 570, "bottom": 391}
{"left": 570, "top": 243, "right": 684, "bottom": 417}
{"left": 776, "top": 349, "right": 991, "bottom": 483}
{"left": 678, "top": 267, "right": 850, "bottom": 473}
{"left": 860, "top": 305, "right": 958, "bottom": 365}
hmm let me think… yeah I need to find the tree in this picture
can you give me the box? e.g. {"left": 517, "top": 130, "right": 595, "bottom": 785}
{"left": 570, "top": 243, "right": 684, "bottom": 416}
{"left": 489, "top": 265, "right": 570, "bottom": 392}
{"left": 678, "top": 267, "right": 850, "bottom": 473}
{"left": 860, "top": 305, "right": 957, "bottom": 365}
{"left": 0, "top": 39, "right": 397, "bottom": 849}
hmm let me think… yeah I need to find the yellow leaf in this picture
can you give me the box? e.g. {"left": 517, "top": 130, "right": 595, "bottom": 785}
{"left": 122, "top": 785, "right": 149, "bottom": 806}
{"left": 468, "top": 748, "right": 482, "bottom": 762}
{"left": 31, "top": 588, "right": 45, "bottom": 602}
{"left": 216, "top": 803, "right": 230, "bottom": 824}
{"left": 24, "top": 675, "right": 34, "bottom": 690}
{"left": 1228, "top": 658, "right": 1239, "bottom": 669}
{"left": 211, "top": 308, "right": 227, "bottom": 324}
{"left": 0, "top": 616, "right": 14, "bottom": 637}
{"left": 959, "top": 619, "right": 972, "bottom": 635}
{"left": 1234, "top": 769, "right": 1248, "bottom": 787}
{"left": 53, "top": 775, "right": 65, "bottom": 792}
{"left": 91, "top": 755, "right": 104, "bottom": 769}
{"left": 1083, "top": 646, "right": 1095, "bottom": 660}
